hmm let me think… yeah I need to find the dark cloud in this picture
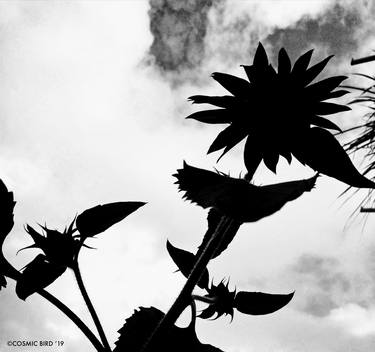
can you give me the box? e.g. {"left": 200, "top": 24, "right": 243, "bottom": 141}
{"left": 266, "top": 2, "right": 370, "bottom": 63}
{"left": 147, "top": 0, "right": 213, "bottom": 72}
{"left": 290, "top": 253, "right": 374, "bottom": 317}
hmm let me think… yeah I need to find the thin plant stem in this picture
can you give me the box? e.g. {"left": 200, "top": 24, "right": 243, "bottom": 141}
{"left": 2, "top": 269, "right": 105, "bottom": 352}
{"left": 142, "top": 216, "right": 237, "bottom": 351}
{"left": 73, "top": 259, "right": 111, "bottom": 352}
{"left": 192, "top": 294, "right": 217, "bottom": 304}
{"left": 38, "top": 289, "right": 106, "bottom": 352}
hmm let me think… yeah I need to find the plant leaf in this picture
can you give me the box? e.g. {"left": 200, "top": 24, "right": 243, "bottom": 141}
{"left": 15, "top": 254, "right": 66, "bottom": 300}
{"left": 113, "top": 306, "right": 224, "bottom": 352}
{"left": 196, "top": 209, "right": 242, "bottom": 260}
{"left": 234, "top": 291, "right": 294, "bottom": 315}
{"left": 166, "top": 240, "right": 209, "bottom": 290}
{"left": 293, "top": 127, "right": 375, "bottom": 188}
{"left": 173, "top": 162, "right": 317, "bottom": 222}
{"left": 76, "top": 201, "right": 146, "bottom": 237}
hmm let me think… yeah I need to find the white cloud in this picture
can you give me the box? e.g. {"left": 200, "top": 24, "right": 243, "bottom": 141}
{"left": 1, "top": 1, "right": 375, "bottom": 352}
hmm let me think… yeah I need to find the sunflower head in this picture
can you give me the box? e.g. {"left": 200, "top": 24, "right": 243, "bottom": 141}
{"left": 22, "top": 221, "right": 79, "bottom": 268}
{"left": 199, "top": 280, "right": 236, "bottom": 321}
{"left": 187, "top": 42, "right": 351, "bottom": 176}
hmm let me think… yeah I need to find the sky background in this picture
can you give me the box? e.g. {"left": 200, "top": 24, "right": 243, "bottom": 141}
{"left": 2, "top": 1, "right": 375, "bottom": 351}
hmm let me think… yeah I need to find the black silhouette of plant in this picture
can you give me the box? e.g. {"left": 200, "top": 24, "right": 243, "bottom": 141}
{"left": 187, "top": 43, "right": 375, "bottom": 188}
{"left": 2, "top": 43, "right": 375, "bottom": 352}
{"left": 340, "top": 73, "right": 375, "bottom": 209}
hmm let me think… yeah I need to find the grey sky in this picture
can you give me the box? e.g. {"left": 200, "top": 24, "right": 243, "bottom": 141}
{"left": 1, "top": 1, "right": 375, "bottom": 351}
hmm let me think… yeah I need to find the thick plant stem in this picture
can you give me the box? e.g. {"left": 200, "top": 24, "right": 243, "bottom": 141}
{"left": 38, "top": 289, "right": 106, "bottom": 352}
{"left": 143, "top": 216, "right": 237, "bottom": 351}
{"left": 73, "top": 260, "right": 111, "bottom": 352}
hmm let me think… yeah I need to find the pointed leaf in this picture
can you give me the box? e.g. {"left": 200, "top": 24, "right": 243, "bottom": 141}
{"left": 15, "top": 254, "right": 66, "bottom": 300}
{"left": 211, "top": 72, "right": 251, "bottom": 97}
{"left": 208, "top": 124, "right": 246, "bottom": 154}
{"left": 76, "top": 201, "right": 146, "bottom": 237}
{"left": 188, "top": 95, "right": 236, "bottom": 109}
{"left": 234, "top": 291, "right": 294, "bottom": 315}
{"left": 315, "top": 102, "right": 351, "bottom": 115}
{"left": 310, "top": 115, "right": 342, "bottom": 131}
{"left": 186, "top": 109, "right": 232, "bottom": 124}
{"left": 293, "top": 127, "right": 375, "bottom": 188}
{"left": 166, "top": 240, "right": 209, "bottom": 290}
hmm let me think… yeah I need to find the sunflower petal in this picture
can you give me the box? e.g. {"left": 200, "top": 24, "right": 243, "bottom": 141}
{"left": 244, "top": 137, "right": 263, "bottom": 179}
{"left": 217, "top": 127, "right": 248, "bottom": 161}
{"left": 310, "top": 115, "right": 342, "bottom": 131}
{"left": 324, "top": 90, "right": 350, "bottom": 100}
{"left": 280, "top": 151, "right": 292, "bottom": 164}
{"left": 306, "top": 76, "right": 348, "bottom": 97}
{"left": 278, "top": 48, "right": 291, "bottom": 75}
{"left": 263, "top": 152, "right": 279, "bottom": 173}
{"left": 188, "top": 95, "right": 237, "bottom": 108}
{"left": 241, "top": 65, "right": 255, "bottom": 82}
{"left": 186, "top": 109, "right": 232, "bottom": 124}
{"left": 253, "top": 42, "right": 269, "bottom": 67}
{"left": 315, "top": 102, "right": 351, "bottom": 115}
{"left": 211, "top": 72, "right": 252, "bottom": 97}
{"left": 208, "top": 124, "right": 246, "bottom": 154}
{"left": 292, "top": 49, "right": 314, "bottom": 75}
{"left": 302, "top": 55, "right": 334, "bottom": 86}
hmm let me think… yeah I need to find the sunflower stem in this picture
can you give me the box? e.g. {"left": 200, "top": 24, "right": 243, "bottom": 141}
{"left": 3, "top": 269, "right": 104, "bottom": 352}
{"left": 73, "top": 259, "right": 111, "bottom": 352}
{"left": 192, "top": 294, "right": 217, "bottom": 304}
{"left": 38, "top": 289, "right": 106, "bottom": 352}
{"left": 142, "top": 216, "right": 237, "bottom": 351}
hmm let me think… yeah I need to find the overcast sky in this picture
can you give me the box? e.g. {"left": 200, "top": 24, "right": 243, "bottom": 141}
{"left": 2, "top": 1, "right": 375, "bottom": 351}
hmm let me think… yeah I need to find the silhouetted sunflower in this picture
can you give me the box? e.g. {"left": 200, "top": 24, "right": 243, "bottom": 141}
{"left": 0, "top": 179, "right": 18, "bottom": 290}
{"left": 187, "top": 43, "right": 374, "bottom": 188}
